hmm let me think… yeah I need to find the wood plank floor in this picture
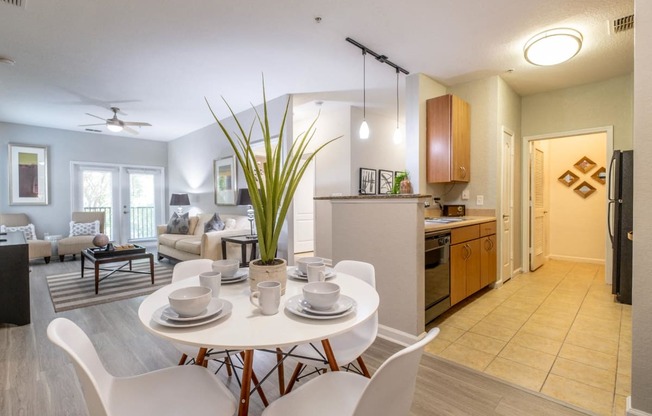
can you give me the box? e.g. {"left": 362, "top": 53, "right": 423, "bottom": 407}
{"left": 0, "top": 259, "right": 591, "bottom": 415}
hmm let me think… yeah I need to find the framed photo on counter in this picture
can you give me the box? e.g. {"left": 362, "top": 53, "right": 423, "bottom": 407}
{"left": 359, "top": 168, "right": 376, "bottom": 195}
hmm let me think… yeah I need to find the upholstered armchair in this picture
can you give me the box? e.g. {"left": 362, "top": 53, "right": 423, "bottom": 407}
{"left": 0, "top": 213, "right": 53, "bottom": 263}
{"left": 58, "top": 212, "right": 106, "bottom": 261}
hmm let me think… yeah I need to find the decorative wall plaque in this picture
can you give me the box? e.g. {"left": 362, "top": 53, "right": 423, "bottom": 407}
{"left": 574, "top": 181, "right": 596, "bottom": 198}
{"left": 591, "top": 166, "right": 606, "bottom": 185}
{"left": 574, "top": 156, "right": 596, "bottom": 173}
{"left": 558, "top": 170, "right": 579, "bottom": 187}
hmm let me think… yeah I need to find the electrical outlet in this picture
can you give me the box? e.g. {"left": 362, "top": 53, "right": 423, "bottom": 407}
{"left": 462, "top": 190, "right": 470, "bottom": 200}
{"left": 477, "top": 195, "right": 484, "bottom": 205}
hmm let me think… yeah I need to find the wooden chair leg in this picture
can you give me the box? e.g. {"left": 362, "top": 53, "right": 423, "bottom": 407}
{"left": 285, "top": 363, "right": 304, "bottom": 394}
{"left": 356, "top": 356, "right": 371, "bottom": 378}
{"left": 276, "top": 348, "right": 285, "bottom": 396}
{"left": 239, "top": 352, "right": 269, "bottom": 407}
{"left": 225, "top": 358, "right": 233, "bottom": 376}
{"left": 178, "top": 353, "right": 188, "bottom": 366}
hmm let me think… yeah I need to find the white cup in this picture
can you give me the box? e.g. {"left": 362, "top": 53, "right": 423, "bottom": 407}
{"left": 296, "top": 257, "right": 323, "bottom": 275}
{"left": 307, "top": 264, "right": 327, "bottom": 283}
{"left": 250, "top": 281, "right": 281, "bottom": 315}
{"left": 199, "top": 271, "right": 222, "bottom": 298}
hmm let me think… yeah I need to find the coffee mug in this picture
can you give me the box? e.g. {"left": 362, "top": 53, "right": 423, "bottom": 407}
{"left": 307, "top": 263, "right": 326, "bottom": 283}
{"left": 199, "top": 271, "right": 221, "bottom": 298}
{"left": 249, "top": 281, "right": 281, "bottom": 315}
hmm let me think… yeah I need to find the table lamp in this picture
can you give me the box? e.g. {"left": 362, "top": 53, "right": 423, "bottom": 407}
{"left": 169, "top": 193, "right": 190, "bottom": 215}
{"left": 237, "top": 188, "right": 256, "bottom": 238}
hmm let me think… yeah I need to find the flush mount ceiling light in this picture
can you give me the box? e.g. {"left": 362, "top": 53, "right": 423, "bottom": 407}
{"left": 524, "top": 28, "right": 583, "bottom": 66}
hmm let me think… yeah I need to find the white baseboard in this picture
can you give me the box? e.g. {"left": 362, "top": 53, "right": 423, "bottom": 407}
{"left": 377, "top": 324, "right": 422, "bottom": 347}
{"left": 548, "top": 254, "right": 605, "bottom": 265}
{"left": 627, "top": 396, "right": 652, "bottom": 416}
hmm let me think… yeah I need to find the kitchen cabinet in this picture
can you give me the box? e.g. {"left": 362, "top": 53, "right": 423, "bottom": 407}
{"left": 426, "top": 94, "right": 470, "bottom": 183}
{"left": 450, "top": 221, "right": 496, "bottom": 306}
{"left": 0, "top": 231, "right": 30, "bottom": 326}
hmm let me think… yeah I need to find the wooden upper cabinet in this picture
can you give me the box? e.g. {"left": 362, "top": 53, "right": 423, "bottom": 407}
{"left": 426, "top": 94, "right": 470, "bottom": 183}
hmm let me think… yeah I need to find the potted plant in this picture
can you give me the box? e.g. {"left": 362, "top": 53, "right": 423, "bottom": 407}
{"left": 207, "top": 83, "right": 339, "bottom": 292}
{"left": 392, "top": 171, "right": 412, "bottom": 194}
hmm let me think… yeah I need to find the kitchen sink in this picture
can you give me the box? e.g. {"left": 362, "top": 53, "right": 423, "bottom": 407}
{"left": 425, "top": 217, "right": 466, "bottom": 224}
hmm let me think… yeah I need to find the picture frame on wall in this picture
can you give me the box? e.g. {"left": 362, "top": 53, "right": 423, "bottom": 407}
{"left": 8, "top": 143, "right": 49, "bottom": 205}
{"left": 214, "top": 156, "right": 238, "bottom": 205}
{"left": 378, "top": 169, "right": 394, "bottom": 194}
{"left": 359, "top": 168, "right": 376, "bottom": 195}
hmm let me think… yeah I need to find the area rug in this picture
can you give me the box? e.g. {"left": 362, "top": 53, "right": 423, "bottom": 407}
{"left": 47, "top": 262, "right": 173, "bottom": 312}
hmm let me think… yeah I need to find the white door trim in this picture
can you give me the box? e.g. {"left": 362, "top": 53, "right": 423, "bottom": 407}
{"left": 499, "top": 126, "right": 515, "bottom": 284}
{"left": 521, "top": 126, "right": 614, "bottom": 279}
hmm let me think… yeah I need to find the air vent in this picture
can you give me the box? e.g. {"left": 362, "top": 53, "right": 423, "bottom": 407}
{"left": 613, "top": 14, "right": 634, "bottom": 33}
{"left": 85, "top": 128, "right": 102, "bottom": 133}
{"left": 1, "top": 0, "right": 26, "bottom": 8}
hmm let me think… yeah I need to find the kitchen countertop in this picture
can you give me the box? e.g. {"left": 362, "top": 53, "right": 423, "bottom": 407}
{"left": 425, "top": 216, "right": 496, "bottom": 233}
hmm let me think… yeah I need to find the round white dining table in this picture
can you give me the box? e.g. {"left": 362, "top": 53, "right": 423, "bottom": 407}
{"left": 138, "top": 270, "right": 379, "bottom": 416}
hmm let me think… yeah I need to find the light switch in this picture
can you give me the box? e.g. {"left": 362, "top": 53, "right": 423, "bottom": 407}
{"left": 477, "top": 195, "right": 484, "bottom": 205}
{"left": 462, "top": 190, "right": 470, "bottom": 200}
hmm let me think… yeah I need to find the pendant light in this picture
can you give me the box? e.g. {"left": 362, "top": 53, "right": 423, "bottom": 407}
{"left": 359, "top": 49, "right": 370, "bottom": 140}
{"left": 392, "top": 68, "right": 401, "bottom": 144}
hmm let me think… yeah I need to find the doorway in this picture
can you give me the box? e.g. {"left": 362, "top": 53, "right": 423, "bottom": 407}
{"left": 522, "top": 127, "right": 613, "bottom": 280}
{"left": 500, "top": 128, "right": 514, "bottom": 282}
{"left": 71, "top": 162, "right": 165, "bottom": 243}
{"left": 293, "top": 155, "right": 315, "bottom": 254}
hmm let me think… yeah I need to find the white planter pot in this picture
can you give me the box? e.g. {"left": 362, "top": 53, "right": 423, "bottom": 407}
{"left": 248, "top": 258, "right": 288, "bottom": 294}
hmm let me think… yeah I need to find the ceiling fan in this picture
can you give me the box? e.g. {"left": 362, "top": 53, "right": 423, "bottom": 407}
{"left": 80, "top": 107, "right": 152, "bottom": 134}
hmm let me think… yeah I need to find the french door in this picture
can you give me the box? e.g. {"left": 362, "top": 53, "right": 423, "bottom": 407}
{"left": 71, "top": 162, "right": 165, "bottom": 243}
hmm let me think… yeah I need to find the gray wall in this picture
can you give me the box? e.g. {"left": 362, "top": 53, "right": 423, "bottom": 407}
{"left": 0, "top": 122, "right": 167, "bottom": 238}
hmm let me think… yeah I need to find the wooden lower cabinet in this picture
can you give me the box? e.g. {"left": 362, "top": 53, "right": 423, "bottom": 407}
{"left": 481, "top": 235, "right": 497, "bottom": 288}
{"left": 450, "top": 239, "right": 480, "bottom": 306}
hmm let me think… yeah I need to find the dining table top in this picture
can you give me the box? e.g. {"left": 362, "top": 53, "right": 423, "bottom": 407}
{"left": 137, "top": 269, "right": 380, "bottom": 351}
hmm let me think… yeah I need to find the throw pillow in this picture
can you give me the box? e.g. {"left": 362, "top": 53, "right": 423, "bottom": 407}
{"left": 204, "top": 213, "right": 225, "bottom": 232}
{"left": 224, "top": 218, "right": 237, "bottom": 230}
{"left": 69, "top": 220, "right": 100, "bottom": 237}
{"left": 166, "top": 212, "right": 190, "bottom": 234}
{"left": 2, "top": 224, "right": 36, "bottom": 240}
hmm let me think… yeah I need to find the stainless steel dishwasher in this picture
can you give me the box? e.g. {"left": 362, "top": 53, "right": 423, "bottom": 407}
{"left": 425, "top": 230, "right": 451, "bottom": 324}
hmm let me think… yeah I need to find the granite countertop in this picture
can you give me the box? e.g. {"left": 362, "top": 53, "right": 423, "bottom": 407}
{"left": 314, "top": 194, "right": 432, "bottom": 200}
{"left": 424, "top": 216, "right": 496, "bottom": 232}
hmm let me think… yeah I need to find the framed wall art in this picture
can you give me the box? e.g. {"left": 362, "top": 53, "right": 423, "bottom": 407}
{"left": 591, "top": 166, "right": 606, "bottom": 185}
{"left": 558, "top": 170, "right": 579, "bottom": 187}
{"left": 359, "top": 168, "right": 376, "bottom": 195}
{"left": 574, "top": 156, "right": 596, "bottom": 173}
{"left": 214, "top": 156, "right": 238, "bottom": 205}
{"left": 8, "top": 143, "right": 49, "bottom": 205}
{"left": 378, "top": 169, "right": 394, "bottom": 194}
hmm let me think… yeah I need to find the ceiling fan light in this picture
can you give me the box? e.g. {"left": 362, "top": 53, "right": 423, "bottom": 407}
{"left": 106, "top": 123, "right": 123, "bottom": 132}
{"left": 359, "top": 120, "right": 370, "bottom": 139}
{"left": 524, "top": 28, "right": 583, "bottom": 66}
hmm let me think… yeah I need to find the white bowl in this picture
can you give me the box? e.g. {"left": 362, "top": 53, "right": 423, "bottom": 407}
{"left": 168, "top": 286, "right": 212, "bottom": 317}
{"left": 212, "top": 259, "right": 240, "bottom": 277}
{"left": 302, "top": 282, "right": 340, "bottom": 311}
{"left": 296, "top": 257, "right": 324, "bottom": 274}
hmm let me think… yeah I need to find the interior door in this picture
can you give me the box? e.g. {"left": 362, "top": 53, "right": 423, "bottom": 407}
{"left": 530, "top": 142, "right": 546, "bottom": 271}
{"left": 501, "top": 129, "right": 514, "bottom": 281}
{"left": 293, "top": 156, "right": 315, "bottom": 253}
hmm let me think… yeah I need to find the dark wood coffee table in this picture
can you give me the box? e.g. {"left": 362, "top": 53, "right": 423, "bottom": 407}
{"left": 81, "top": 248, "right": 155, "bottom": 294}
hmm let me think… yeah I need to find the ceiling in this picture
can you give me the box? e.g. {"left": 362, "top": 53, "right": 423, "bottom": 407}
{"left": 0, "top": 0, "right": 634, "bottom": 142}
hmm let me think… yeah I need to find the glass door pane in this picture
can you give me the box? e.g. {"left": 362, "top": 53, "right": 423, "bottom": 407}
{"left": 128, "top": 172, "right": 156, "bottom": 240}
{"left": 81, "top": 169, "right": 116, "bottom": 240}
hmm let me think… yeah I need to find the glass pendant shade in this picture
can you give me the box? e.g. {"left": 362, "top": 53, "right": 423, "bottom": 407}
{"left": 524, "top": 28, "right": 583, "bottom": 66}
{"left": 393, "top": 127, "right": 401, "bottom": 144}
{"left": 359, "top": 120, "right": 370, "bottom": 139}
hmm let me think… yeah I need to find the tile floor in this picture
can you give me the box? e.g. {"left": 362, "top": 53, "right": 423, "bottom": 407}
{"left": 426, "top": 260, "right": 631, "bottom": 416}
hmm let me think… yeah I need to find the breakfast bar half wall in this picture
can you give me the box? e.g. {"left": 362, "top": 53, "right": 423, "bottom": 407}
{"left": 315, "top": 194, "right": 430, "bottom": 344}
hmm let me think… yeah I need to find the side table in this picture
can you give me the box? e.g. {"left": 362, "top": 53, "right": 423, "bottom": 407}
{"left": 44, "top": 234, "right": 64, "bottom": 257}
{"left": 221, "top": 235, "right": 258, "bottom": 267}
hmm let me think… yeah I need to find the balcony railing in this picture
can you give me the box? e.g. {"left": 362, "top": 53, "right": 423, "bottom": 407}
{"left": 83, "top": 206, "right": 155, "bottom": 241}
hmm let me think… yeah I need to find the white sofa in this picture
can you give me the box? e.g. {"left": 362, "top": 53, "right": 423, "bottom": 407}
{"left": 157, "top": 213, "right": 251, "bottom": 262}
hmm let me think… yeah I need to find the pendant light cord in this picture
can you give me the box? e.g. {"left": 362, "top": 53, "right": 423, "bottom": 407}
{"left": 395, "top": 68, "right": 399, "bottom": 128}
{"left": 362, "top": 50, "right": 366, "bottom": 119}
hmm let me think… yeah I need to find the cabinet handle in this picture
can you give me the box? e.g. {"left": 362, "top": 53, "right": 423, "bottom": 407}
{"left": 484, "top": 239, "right": 491, "bottom": 251}
{"left": 459, "top": 166, "right": 467, "bottom": 178}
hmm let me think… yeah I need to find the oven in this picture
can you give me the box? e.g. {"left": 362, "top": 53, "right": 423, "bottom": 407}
{"left": 425, "top": 230, "right": 451, "bottom": 324}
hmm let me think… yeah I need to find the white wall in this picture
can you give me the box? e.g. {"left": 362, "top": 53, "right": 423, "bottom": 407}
{"left": 0, "top": 122, "right": 168, "bottom": 238}
{"left": 630, "top": 0, "right": 652, "bottom": 412}
{"left": 546, "top": 134, "right": 606, "bottom": 263}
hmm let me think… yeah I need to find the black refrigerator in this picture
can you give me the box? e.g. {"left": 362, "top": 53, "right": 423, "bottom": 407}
{"left": 608, "top": 150, "right": 633, "bottom": 305}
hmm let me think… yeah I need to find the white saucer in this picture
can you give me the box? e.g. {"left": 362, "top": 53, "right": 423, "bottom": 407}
{"left": 221, "top": 269, "right": 248, "bottom": 281}
{"left": 161, "top": 298, "right": 224, "bottom": 322}
{"left": 285, "top": 295, "right": 356, "bottom": 320}
{"left": 287, "top": 266, "right": 336, "bottom": 281}
{"left": 299, "top": 295, "right": 355, "bottom": 315}
{"left": 152, "top": 300, "right": 233, "bottom": 328}
{"left": 221, "top": 274, "right": 248, "bottom": 285}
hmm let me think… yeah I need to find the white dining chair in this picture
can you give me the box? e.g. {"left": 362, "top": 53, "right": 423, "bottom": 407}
{"left": 284, "top": 260, "right": 378, "bottom": 392}
{"left": 47, "top": 317, "right": 237, "bottom": 416}
{"left": 263, "top": 327, "right": 439, "bottom": 416}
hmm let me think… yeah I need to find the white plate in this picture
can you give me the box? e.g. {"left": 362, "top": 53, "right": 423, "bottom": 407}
{"left": 221, "top": 269, "right": 248, "bottom": 281}
{"left": 285, "top": 295, "right": 356, "bottom": 320}
{"left": 221, "top": 274, "right": 248, "bottom": 285}
{"left": 161, "top": 298, "right": 224, "bottom": 322}
{"left": 299, "top": 295, "right": 355, "bottom": 315}
{"left": 287, "top": 266, "right": 336, "bottom": 281}
{"left": 152, "top": 300, "right": 233, "bottom": 328}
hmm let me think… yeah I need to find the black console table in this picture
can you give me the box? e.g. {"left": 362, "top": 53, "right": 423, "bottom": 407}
{"left": 0, "top": 231, "right": 30, "bottom": 326}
